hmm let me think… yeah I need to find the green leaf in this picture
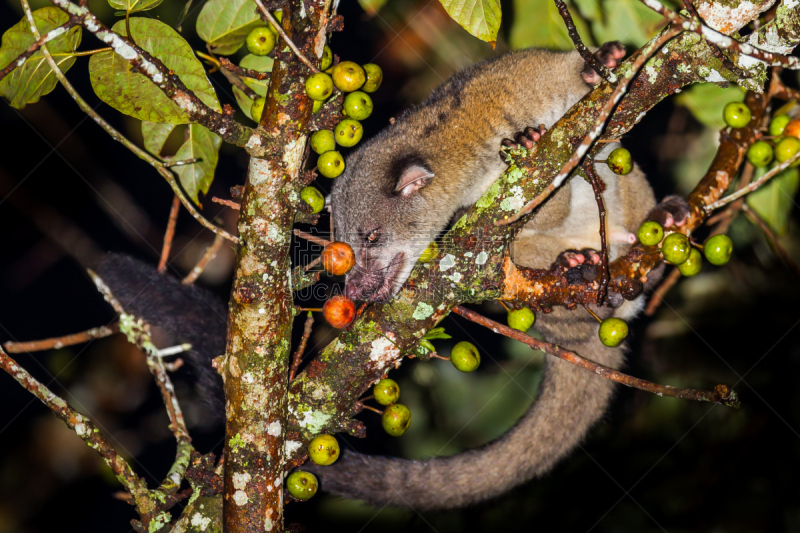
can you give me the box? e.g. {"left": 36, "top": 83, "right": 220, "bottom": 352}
{"left": 510, "top": 0, "right": 592, "bottom": 50}
{"left": 233, "top": 86, "right": 257, "bottom": 121}
{"left": 747, "top": 166, "right": 800, "bottom": 235}
{"left": 586, "top": 0, "right": 667, "bottom": 48}
{"left": 108, "top": 0, "right": 163, "bottom": 14}
{"left": 675, "top": 84, "right": 745, "bottom": 130}
{"left": 196, "top": 0, "right": 263, "bottom": 55}
{"left": 423, "top": 327, "right": 452, "bottom": 341}
{"left": 358, "top": 0, "right": 388, "bottom": 16}
{"left": 572, "top": 0, "right": 603, "bottom": 23}
{"left": 419, "top": 340, "right": 436, "bottom": 353}
{"left": 88, "top": 18, "right": 220, "bottom": 124}
{"left": 439, "top": 0, "right": 501, "bottom": 44}
{"left": 171, "top": 124, "right": 222, "bottom": 205}
{"left": 0, "top": 8, "right": 82, "bottom": 109}
{"left": 232, "top": 53, "right": 272, "bottom": 120}
{"left": 141, "top": 121, "right": 176, "bottom": 156}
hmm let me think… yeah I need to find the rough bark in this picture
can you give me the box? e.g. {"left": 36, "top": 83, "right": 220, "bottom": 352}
{"left": 220, "top": 2, "right": 331, "bottom": 532}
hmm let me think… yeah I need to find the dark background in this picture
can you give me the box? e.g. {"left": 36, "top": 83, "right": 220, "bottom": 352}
{"left": 1, "top": 0, "right": 799, "bottom": 531}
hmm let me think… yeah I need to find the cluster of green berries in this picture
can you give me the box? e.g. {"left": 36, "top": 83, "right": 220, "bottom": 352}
{"left": 306, "top": 54, "right": 383, "bottom": 181}
{"left": 724, "top": 103, "right": 800, "bottom": 170}
{"left": 636, "top": 219, "right": 733, "bottom": 275}
{"left": 286, "top": 431, "right": 339, "bottom": 500}
{"left": 746, "top": 114, "right": 800, "bottom": 168}
{"left": 372, "top": 378, "right": 411, "bottom": 436}
{"left": 245, "top": 11, "right": 284, "bottom": 122}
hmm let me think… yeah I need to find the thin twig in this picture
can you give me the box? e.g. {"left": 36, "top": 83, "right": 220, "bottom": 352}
{"left": 175, "top": 0, "right": 194, "bottom": 32}
{"left": 3, "top": 323, "right": 119, "bottom": 353}
{"left": 219, "top": 57, "right": 272, "bottom": 81}
{"left": 583, "top": 160, "right": 610, "bottom": 304}
{"left": 251, "top": 0, "right": 320, "bottom": 73}
{"left": 497, "top": 26, "right": 682, "bottom": 226}
{"left": 304, "top": 256, "right": 322, "bottom": 272}
{"left": 18, "top": 8, "right": 239, "bottom": 244}
{"left": 293, "top": 228, "right": 331, "bottom": 247}
{"left": 644, "top": 267, "right": 680, "bottom": 316}
{"left": 88, "top": 269, "right": 191, "bottom": 442}
{"left": 218, "top": 66, "right": 258, "bottom": 100}
{"left": 167, "top": 158, "right": 201, "bottom": 167}
{"left": 712, "top": 161, "right": 755, "bottom": 233}
{"left": 706, "top": 150, "right": 800, "bottom": 211}
{"left": 0, "top": 345, "right": 153, "bottom": 511}
{"left": 68, "top": 47, "right": 112, "bottom": 56}
{"left": 289, "top": 312, "right": 314, "bottom": 381}
{"left": 163, "top": 359, "right": 185, "bottom": 372}
{"left": 638, "top": 0, "right": 800, "bottom": 69}
{"left": 47, "top": 0, "right": 258, "bottom": 149}
{"left": 158, "top": 195, "right": 181, "bottom": 273}
{"left": 182, "top": 233, "right": 225, "bottom": 284}
{"left": 212, "top": 196, "right": 241, "bottom": 210}
{"left": 553, "top": 0, "right": 615, "bottom": 82}
{"left": 359, "top": 403, "right": 383, "bottom": 415}
{"left": 452, "top": 305, "right": 740, "bottom": 407}
{"left": 742, "top": 203, "right": 800, "bottom": 280}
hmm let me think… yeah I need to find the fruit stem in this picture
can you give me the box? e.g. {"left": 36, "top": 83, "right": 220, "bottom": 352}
{"left": 359, "top": 403, "right": 383, "bottom": 415}
{"left": 497, "top": 300, "right": 510, "bottom": 311}
{"left": 429, "top": 352, "right": 451, "bottom": 361}
{"left": 196, "top": 50, "right": 221, "bottom": 69}
{"left": 251, "top": 0, "right": 320, "bottom": 74}
{"left": 297, "top": 307, "right": 322, "bottom": 312}
{"left": 68, "top": 47, "right": 112, "bottom": 57}
{"left": 294, "top": 229, "right": 331, "bottom": 247}
{"left": 304, "top": 256, "right": 322, "bottom": 272}
{"left": 582, "top": 305, "right": 602, "bottom": 323}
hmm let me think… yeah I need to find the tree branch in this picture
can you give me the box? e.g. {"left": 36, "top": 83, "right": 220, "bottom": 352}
{"left": 17, "top": 0, "right": 239, "bottom": 244}
{"left": 47, "top": 0, "right": 265, "bottom": 152}
{"left": 158, "top": 195, "right": 181, "bottom": 273}
{"left": 182, "top": 233, "right": 226, "bottom": 285}
{"left": 219, "top": 1, "right": 334, "bottom": 529}
{"left": 88, "top": 270, "right": 191, "bottom": 444}
{"left": 0, "top": 346, "right": 156, "bottom": 519}
{"left": 0, "top": 19, "right": 74, "bottom": 83}
{"left": 252, "top": 0, "right": 320, "bottom": 73}
{"left": 553, "top": 0, "right": 615, "bottom": 82}
{"left": 3, "top": 323, "right": 119, "bottom": 353}
{"left": 639, "top": 0, "right": 800, "bottom": 69}
{"left": 452, "top": 305, "right": 740, "bottom": 407}
{"left": 497, "top": 25, "right": 682, "bottom": 226}
{"left": 706, "top": 150, "right": 800, "bottom": 211}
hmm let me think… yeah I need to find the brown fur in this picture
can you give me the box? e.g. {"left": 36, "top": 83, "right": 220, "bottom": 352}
{"left": 319, "top": 47, "right": 662, "bottom": 510}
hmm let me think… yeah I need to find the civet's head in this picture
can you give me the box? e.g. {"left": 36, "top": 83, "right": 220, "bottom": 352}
{"left": 330, "top": 130, "right": 447, "bottom": 302}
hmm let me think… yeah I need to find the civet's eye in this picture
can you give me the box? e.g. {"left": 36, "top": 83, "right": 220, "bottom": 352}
{"left": 365, "top": 229, "right": 380, "bottom": 244}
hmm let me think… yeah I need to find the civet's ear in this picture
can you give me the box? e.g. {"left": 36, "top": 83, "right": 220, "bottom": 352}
{"left": 395, "top": 165, "right": 434, "bottom": 197}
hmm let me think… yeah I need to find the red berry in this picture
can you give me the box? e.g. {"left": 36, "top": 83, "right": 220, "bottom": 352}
{"left": 321, "top": 242, "right": 355, "bottom": 276}
{"left": 323, "top": 295, "right": 355, "bottom": 329}
{"left": 784, "top": 118, "right": 800, "bottom": 139}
